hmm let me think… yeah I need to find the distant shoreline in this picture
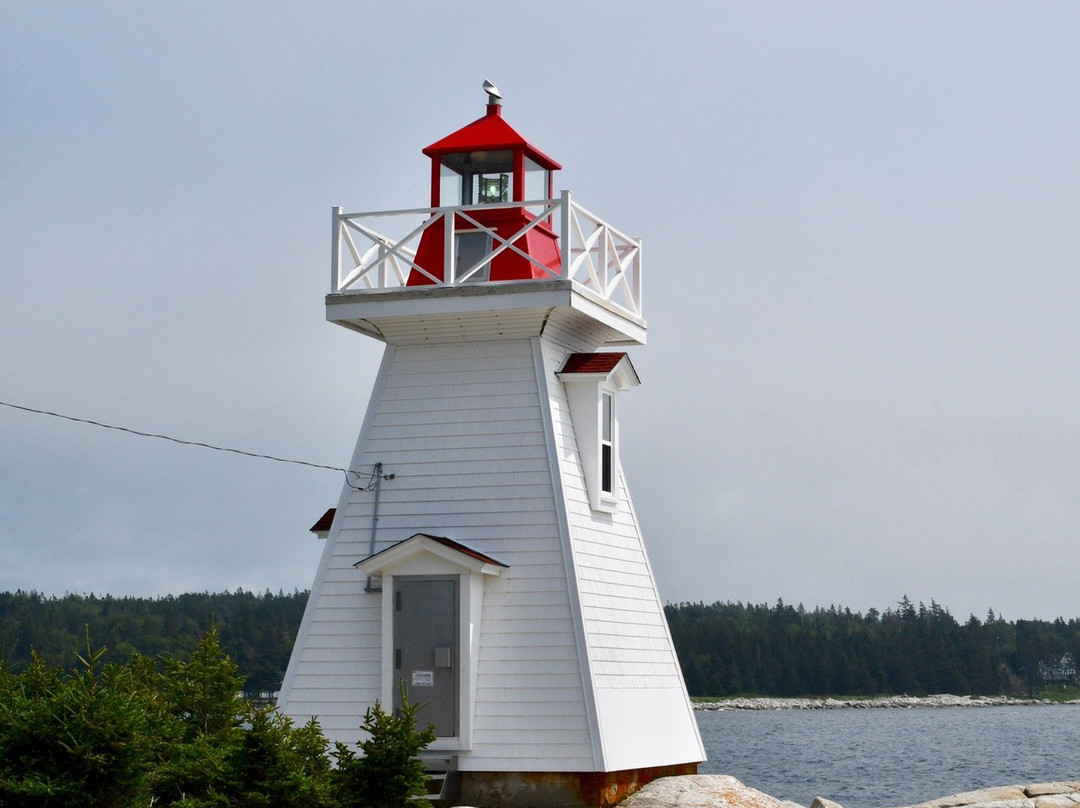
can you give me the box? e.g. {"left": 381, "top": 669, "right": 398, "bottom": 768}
{"left": 693, "top": 694, "right": 1080, "bottom": 710}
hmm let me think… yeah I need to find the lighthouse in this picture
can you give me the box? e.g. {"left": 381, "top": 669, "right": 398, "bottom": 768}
{"left": 277, "top": 84, "right": 704, "bottom": 807}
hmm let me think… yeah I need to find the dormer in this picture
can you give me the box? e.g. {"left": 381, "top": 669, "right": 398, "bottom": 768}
{"left": 557, "top": 352, "right": 640, "bottom": 513}
{"left": 309, "top": 508, "right": 336, "bottom": 540}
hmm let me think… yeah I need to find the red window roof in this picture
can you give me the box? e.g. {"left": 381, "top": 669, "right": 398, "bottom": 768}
{"left": 420, "top": 534, "right": 508, "bottom": 568}
{"left": 558, "top": 352, "right": 630, "bottom": 375}
{"left": 309, "top": 508, "right": 336, "bottom": 534}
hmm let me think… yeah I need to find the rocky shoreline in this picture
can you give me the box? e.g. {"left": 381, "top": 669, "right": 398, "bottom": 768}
{"left": 448, "top": 772, "right": 1080, "bottom": 808}
{"left": 619, "top": 776, "right": 1080, "bottom": 808}
{"left": 693, "top": 694, "right": 1080, "bottom": 710}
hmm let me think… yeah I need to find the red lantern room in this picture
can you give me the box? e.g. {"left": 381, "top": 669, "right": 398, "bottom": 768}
{"left": 408, "top": 81, "right": 563, "bottom": 284}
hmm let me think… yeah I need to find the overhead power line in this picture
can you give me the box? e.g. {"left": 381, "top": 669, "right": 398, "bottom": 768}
{"left": 0, "top": 398, "right": 376, "bottom": 489}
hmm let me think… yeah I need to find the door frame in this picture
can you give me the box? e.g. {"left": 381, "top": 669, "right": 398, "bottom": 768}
{"left": 356, "top": 533, "right": 507, "bottom": 752}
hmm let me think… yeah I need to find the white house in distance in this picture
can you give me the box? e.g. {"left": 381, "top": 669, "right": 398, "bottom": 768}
{"left": 276, "top": 83, "right": 705, "bottom": 808}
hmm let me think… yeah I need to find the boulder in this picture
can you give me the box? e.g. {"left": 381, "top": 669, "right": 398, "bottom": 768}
{"left": 889, "top": 784, "right": 1080, "bottom": 808}
{"left": 909, "top": 786, "right": 1030, "bottom": 808}
{"left": 618, "top": 775, "right": 787, "bottom": 808}
{"left": 1026, "top": 785, "right": 1080, "bottom": 799}
{"left": 604, "top": 776, "right": 1080, "bottom": 808}
{"left": 1032, "top": 796, "right": 1080, "bottom": 808}
{"left": 810, "top": 797, "right": 845, "bottom": 808}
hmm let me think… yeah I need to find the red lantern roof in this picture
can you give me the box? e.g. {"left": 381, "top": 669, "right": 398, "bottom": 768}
{"left": 422, "top": 104, "right": 562, "bottom": 171}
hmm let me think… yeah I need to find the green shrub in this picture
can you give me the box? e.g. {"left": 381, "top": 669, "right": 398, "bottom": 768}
{"left": 0, "top": 630, "right": 437, "bottom": 808}
{"left": 332, "top": 689, "right": 437, "bottom": 808}
{"left": 0, "top": 639, "right": 155, "bottom": 808}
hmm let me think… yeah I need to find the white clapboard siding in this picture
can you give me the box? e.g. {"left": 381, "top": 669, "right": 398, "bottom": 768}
{"left": 280, "top": 306, "right": 702, "bottom": 773}
{"left": 279, "top": 337, "right": 595, "bottom": 768}
{"left": 539, "top": 337, "right": 706, "bottom": 770}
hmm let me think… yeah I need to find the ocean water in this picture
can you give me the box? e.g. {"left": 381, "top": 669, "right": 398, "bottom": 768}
{"left": 696, "top": 705, "right": 1080, "bottom": 808}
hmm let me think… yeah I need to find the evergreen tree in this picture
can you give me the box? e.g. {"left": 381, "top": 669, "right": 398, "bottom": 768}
{"left": 0, "top": 627, "right": 434, "bottom": 808}
{"left": 0, "top": 639, "right": 156, "bottom": 807}
{"left": 332, "top": 690, "right": 437, "bottom": 808}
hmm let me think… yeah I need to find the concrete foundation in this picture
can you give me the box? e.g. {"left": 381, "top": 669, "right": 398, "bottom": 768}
{"left": 458, "top": 764, "right": 699, "bottom": 808}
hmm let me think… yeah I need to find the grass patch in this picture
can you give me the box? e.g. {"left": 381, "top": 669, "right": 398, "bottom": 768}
{"left": 1032, "top": 685, "right": 1080, "bottom": 702}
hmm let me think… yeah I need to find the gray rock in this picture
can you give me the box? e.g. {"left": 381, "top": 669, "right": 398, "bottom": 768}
{"left": 910, "top": 786, "right": 1030, "bottom": 808}
{"left": 1033, "top": 796, "right": 1080, "bottom": 808}
{"left": 1027, "top": 785, "right": 1080, "bottom": 798}
{"left": 619, "top": 774, "right": 787, "bottom": 808}
{"left": 693, "top": 695, "right": 1059, "bottom": 712}
{"left": 609, "top": 776, "right": 1080, "bottom": 808}
{"left": 954, "top": 800, "right": 1035, "bottom": 808}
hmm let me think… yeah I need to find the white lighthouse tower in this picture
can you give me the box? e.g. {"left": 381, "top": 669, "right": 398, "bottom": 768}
{"left": 277, "top": 84, "right": 704, "bottom": 807}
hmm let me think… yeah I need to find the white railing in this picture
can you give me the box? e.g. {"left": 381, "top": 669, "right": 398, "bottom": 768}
{"left": 330, "top": 190, "right": 643, "bottom": 318}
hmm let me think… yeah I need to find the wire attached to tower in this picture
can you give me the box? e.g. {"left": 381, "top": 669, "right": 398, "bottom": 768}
{"left": 0, "top": 398, "right": 386, "bottom": 491}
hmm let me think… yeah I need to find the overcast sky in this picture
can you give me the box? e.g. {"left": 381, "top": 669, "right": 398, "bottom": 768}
{"left": 3, "top": 3, "right": 1079, "bottom": 621}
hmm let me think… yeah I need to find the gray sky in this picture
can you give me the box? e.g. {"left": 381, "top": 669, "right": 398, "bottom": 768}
{"left": 4, "top": 3, "right": 1079, "bottom": 621}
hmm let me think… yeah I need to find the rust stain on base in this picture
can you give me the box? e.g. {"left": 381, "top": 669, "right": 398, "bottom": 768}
{"left": 459, "top": 763, "right": 699, "bottom": 808}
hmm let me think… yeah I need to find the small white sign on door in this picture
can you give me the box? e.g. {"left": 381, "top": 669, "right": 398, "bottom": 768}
{"left": 411, "top": 670, "right": 434, "bottom": 687}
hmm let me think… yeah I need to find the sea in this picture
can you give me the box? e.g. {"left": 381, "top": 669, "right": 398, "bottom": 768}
{"left": 696, "top": 705, "right": 1080, "bottom": 808}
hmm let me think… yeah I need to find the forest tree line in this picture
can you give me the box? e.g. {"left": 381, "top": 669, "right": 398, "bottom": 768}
{"left": 0, "top": 589, "right": 307, "bottom": 696}
{"left": 665, "top": 597, "right": 1080, "bottom": 697}
{"left": 2, "top": 589, "right": 1077, "bottom": 697}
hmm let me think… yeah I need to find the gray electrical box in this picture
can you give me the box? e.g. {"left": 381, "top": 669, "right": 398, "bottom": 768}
{"left": 435, "top": 646, "right": 453, "bottom": 669}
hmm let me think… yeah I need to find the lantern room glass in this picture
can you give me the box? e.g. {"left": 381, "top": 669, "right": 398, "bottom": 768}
{"left": 524, "top": 156, "right": 551, "bottom": 202}
{"left": 438, "top": 149, "right": 515, "bottom": 205}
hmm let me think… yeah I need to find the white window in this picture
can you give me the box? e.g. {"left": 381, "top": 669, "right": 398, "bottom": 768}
{"left": 557, "top": 353, "right": 640, "bottom": 513}
{"left": 601, "top": 392, "right": 614, "bottom": 495}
